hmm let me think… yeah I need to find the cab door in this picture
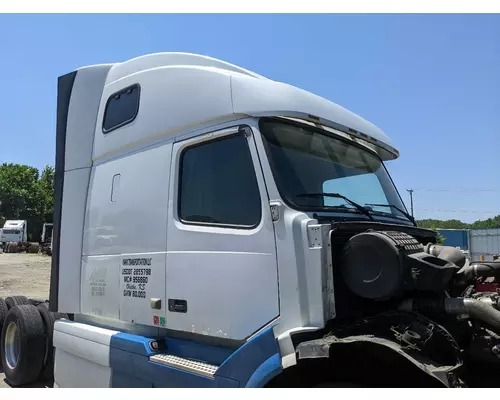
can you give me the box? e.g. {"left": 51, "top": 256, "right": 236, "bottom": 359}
{"left": 165, "top": 125, "right": 279, "bottom": 341}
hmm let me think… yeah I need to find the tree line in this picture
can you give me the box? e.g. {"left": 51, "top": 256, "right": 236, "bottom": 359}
{"left": 417, "top": 215, "right": 500, "bottom": 230}
{"left": 0, "top": 163, "right": 55, "bottom": 242}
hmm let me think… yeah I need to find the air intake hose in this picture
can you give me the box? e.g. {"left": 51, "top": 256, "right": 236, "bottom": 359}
{"left": 458, "top": 262, "right": 500, "bottom": 280}
{"left": 424, "top": 244, "right": 467, "bottom": 268}
{"left": 445, "top": 298, "right": 500, "bottom": 333}
{"left": 400, "top": 297, "right": 500, "bottom": 334}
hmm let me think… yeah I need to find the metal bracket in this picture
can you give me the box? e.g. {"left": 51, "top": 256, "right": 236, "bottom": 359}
{"left": 270, "top": 201, "right": 282, "bottom": 222}
{"left": 239, "top": 126, "right": 253, "bottom": 138}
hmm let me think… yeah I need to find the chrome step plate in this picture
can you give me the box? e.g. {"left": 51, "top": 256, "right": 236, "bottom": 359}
{"left": 149, "top": 354, "right": 218, "bottom": 378}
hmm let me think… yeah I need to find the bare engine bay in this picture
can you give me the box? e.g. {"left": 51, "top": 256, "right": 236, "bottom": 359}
{"left": 312, "top": 221, "right": 500, "bottom": 387}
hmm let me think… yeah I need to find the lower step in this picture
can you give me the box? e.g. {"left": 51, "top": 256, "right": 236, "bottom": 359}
{"left": 149, "top": 354, "right": 219, "bottom": 378}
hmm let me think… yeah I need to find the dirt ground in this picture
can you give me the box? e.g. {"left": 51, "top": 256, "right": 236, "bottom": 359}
{"left": 0, "top": 253, "right": 51, "bottom": 300}
{"left": 0, "top": 253, "right": 52, "bottom": 388}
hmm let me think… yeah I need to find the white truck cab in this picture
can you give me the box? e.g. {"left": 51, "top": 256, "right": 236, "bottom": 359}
{"left": 0, "top": 220, "right": 28, "bottom": 244}
{"left": 48, "top": 53, "right": 483, "bottom": 388}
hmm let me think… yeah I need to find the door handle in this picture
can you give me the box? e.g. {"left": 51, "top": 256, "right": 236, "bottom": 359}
{"left": 168, "top": 299, "right": 187, "bottom": 313}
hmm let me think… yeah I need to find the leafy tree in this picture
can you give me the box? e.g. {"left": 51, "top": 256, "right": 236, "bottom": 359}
{"left": 0, "top": 163, "right": 40, "bottom": 219}
{"left": 470, "top": 215, "right": 500, "bottom": 230}
{"left": 435, "top": 231, "right": 446, "bottom": 245}
{"left": 417, "top": 216, "right": 500, "bottom": 230}
{"left": 0, "top": 163, "right": 55, "bottom": 241}
{"left": 38, "top": 165, "right": 55, "bottom": 222}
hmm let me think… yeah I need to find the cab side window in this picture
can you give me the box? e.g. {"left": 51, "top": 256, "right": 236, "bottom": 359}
{"left": 179, "top": 134, "right": 261, "bottom": 228}
{"left": 103, "top": 84, "right": 140, "bottom": 133}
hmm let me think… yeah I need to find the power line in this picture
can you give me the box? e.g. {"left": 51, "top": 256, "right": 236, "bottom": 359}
{"left": 403, "top": 188, "right": 499, "bottom": 219}
{"left": 411, "top": 188, "right": 500, "bottom": 193}
{"left": 415, "top": 208, "right": 499, "bottom": 214}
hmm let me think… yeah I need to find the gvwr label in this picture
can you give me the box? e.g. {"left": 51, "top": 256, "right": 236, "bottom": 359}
{"left": 122, "top": 258, "right": 152, "bottom": 266}
{"left": 121, "top": 258, "right": 152, "bottom": 299}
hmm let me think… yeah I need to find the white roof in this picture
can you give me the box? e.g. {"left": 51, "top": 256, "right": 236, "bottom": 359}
{"left": 106, "top": 52, "right": 266, "bottom": 83}
{"left": 91, "top": 53, "right": 399, "bottom": 161}
{"left": 3, "top": 220, "right": 25, "bottom": 227}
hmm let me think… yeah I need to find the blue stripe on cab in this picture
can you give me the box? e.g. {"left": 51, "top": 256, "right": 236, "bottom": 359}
{"left": 245, "top": 353, "right": 282, "bottom": 388}
{"left": 216, "top": 326, "right": 281, "bottom": 385}
{"left": 109, "top": 326, "right": 282, "bottom": 388}
{"left": 110, "top": 347, "right": 236, "bottom": 388}
{"left": 164, "top": 337, "right": 234, "bottom": 366}
{"left": 110, "top": 332, "right": 156, "bottom": 356}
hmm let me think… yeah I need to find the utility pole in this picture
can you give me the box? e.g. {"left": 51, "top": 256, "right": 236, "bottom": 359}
{"left": 407, "top": 189, "right": 414, "bottom": 218}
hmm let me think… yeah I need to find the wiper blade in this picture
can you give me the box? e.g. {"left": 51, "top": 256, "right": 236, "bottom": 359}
{"left": 365, "top": 203, "right": 416, "bottom": 225}
{"left": 296, "top": 192, "right": 375, "bottom": 221}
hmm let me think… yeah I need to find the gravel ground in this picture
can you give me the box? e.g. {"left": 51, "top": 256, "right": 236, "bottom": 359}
{"left": 0, "top": 253, "right": 52, "bottom": 388}
{"left": 0, "top": 253, "right": 51, "bottom": 300}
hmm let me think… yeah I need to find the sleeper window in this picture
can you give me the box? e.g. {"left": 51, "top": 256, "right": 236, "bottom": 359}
{"left": 179, "top": 134, "right": 261, "bottom": 227}
{"left": 103, "top": 85, "right": 140, "bottom": 132}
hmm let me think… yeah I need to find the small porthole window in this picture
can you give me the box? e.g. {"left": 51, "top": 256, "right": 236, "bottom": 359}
{"left": 102, "top": 84, "right": 140, "bottom": 133}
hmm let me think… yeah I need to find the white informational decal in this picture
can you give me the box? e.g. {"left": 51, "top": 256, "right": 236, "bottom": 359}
{"left": 121, "top": 258, "right": 152, "bottom": 299}
{"left": 119, "top": 253, "right": 166, "bottom": 328}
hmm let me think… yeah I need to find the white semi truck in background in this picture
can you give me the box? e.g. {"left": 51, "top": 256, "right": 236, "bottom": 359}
{"left": 0, "top": 220, "right": 28, "bottom": 245}
{"left": 1, "top": 53, "right": 500, "bottom": 388}
{"left": 0, "top": 220, "right": 34, "bottom": 253}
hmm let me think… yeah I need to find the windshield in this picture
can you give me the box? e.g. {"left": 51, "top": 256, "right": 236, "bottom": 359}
{"left": 2, "top": 229, "right": 20, "bottom": 235}
{"left": 259, "top": 118, "right": 410, "bottom": 223}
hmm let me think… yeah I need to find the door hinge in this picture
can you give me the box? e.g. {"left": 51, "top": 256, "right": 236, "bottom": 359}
{"left": 270, "top": 201, "right": 282, "bottom": 222}
{"left": 239, "top": 126, "right": 252, "bottom": 138}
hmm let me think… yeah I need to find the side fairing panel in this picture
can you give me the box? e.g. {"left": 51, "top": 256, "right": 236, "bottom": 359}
{"left": 58, "top": 167, "right": 92, "bottom": 313}
{"left": 51, "top": 65, "right": 112, "bottom": 313}
{"left": 81, "top": 143, "right": 172, "bottom": 326}
{"left": 83, "top": 144, "right": 172, "bottom": 256}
